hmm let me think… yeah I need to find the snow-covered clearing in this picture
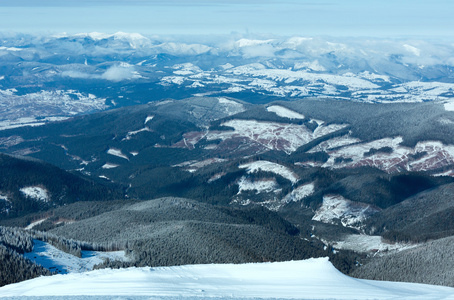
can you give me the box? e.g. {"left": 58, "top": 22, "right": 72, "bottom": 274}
{"left": 312, "top": 195, "right": 380, "bottom": 229}
{"left": 239, "top": 161, "right": 298, "bottom": 184}
{"left": 207, "top": 119, "right": 344, "bottom": 154}
{"left": 227, "top": 68, "right": 380, "bottom": 90}
{"left": 237, "top": 177, "right": 279, "bottom": 194}
{"left": 323, "top": 137, "right": 454, "bottom": 174}
{"left": 24, "top": 240, "right": 128, "bottom": 274}
{"left": 331, "top": 234, "right": 418, "bottom": 254}
{"left": 282, "top": 182, "right": 315, "bottom": 203}
{"left": 19, "top": 186, "right": 49, "bottom": 202}
{"left": 107, "top": 148, "right": 129, "bottom": 160}
{"left": 266, "top": 105, "right": 305, "bottom": 119}
{"left": 0, "top": 117, "right": 70, "bottom": 131}
{"left": 217, "top": 97, "right": 245, "bottom": 115}
{"left": 2, "top": 258, "right": 454, "bottom": 299}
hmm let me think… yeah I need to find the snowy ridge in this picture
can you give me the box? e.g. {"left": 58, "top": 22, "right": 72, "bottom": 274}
{"left": 1, "top": 258, "right": 454, "bottom": 299}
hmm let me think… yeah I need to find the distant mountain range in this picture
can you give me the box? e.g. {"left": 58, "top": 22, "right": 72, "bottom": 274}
{"left": 1, "top": 33, "right": 454, "bottom": 130}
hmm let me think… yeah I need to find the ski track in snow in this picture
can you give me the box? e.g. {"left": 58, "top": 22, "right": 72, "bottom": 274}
{"left": 1, "top": 258, "right": 454, "bottom": 299}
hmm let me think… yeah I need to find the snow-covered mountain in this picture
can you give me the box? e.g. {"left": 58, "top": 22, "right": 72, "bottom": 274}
{"left": 1, "top": 33, "right": 454, "bottom": 130}
{"left": 1, "top": 258, "right": 454, "bottom": 299}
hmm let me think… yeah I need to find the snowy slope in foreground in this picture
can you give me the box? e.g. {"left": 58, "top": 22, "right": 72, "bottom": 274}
{"left": 1, "top": 258, "right": 454, "bottom": 299}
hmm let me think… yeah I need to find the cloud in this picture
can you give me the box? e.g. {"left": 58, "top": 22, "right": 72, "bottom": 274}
{"left": 61, "top": 70, "right": 93, "bottom": 79}
{"left": 62, "top": 64, "right": 139, "bottom": 82}
{"left": 101, "top": 65, "right": 136, "bottom": 81}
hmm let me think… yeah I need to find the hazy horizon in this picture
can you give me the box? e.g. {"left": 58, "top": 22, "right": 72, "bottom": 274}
{"left": 0, "top": 0, "right": 452, "bottom": 38}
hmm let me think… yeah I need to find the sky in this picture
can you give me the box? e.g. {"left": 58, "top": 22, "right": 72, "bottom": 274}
{"left": 0, "top": 0, "right": 453, "bottom": 37}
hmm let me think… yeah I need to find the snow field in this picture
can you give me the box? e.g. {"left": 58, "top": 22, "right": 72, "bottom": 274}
{"left": 2, "top": 258, "right": 454, "bottom": 299}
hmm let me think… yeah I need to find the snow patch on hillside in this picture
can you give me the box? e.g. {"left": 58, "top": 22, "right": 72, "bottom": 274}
{"left": 266, "top": 105, "right": 305, "bottom": 119}
{"left": 313, "top": 195, "right": 380, "bottom": 229}
{"left": 123, "top": 127, "right": 151, "bottom": 140}
{"left": 19, "top": 186, "right": 49, "bottom": 202}
{"left": 2, "top": 258, "right": 453, "bottom": 299}
{"left": 107, "top": 148, "right": 129, "bottom": 160}
{"left": 144, "top": 115, "right": 154, "bottom": 124}
{"left": 282, "top": 182, "right": 315, "bottom": 203}
{"left": 239, "top": 161, "right": 298, "bottom": 184}
{"left": 24, "top": 240, "right": 129, "bottom": 274}
{"left": 308, "top": 135, "right": 361, "bottom": 153}
{"left": 102, "top": 163, "right": 119, "bottom": 169}
{"left": 444, "top": 99, "right": 454, "bottom": 111}
{"left": 174, "top": 158, "right": 227, "bottom": 172}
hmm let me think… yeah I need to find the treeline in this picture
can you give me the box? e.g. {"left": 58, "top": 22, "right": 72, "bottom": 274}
{"left": 351, "top": 236, "right": 454, "bottom": 287}
{"left": 93, "top": 220, "right": 360, "bottom": 275}
{"left": 0, "top": 244, "right": 52, "bottom": 287}
{"left": 0, "top": 226, "right": 52, "bottom": 287}
{"left": 364, "top": 182, "right": 454, "bottom": 243}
